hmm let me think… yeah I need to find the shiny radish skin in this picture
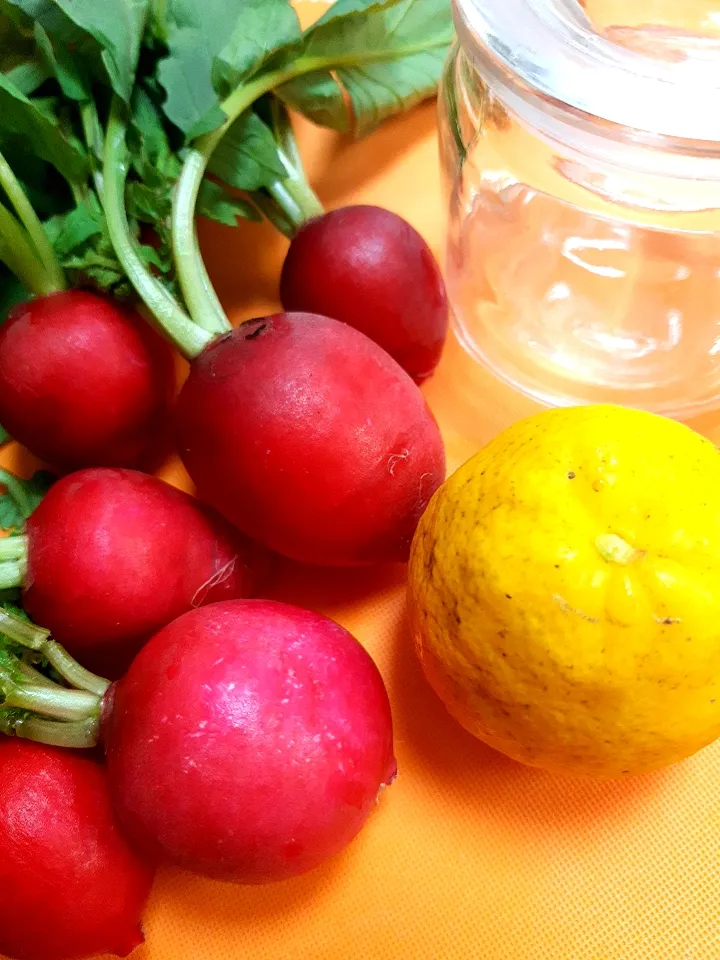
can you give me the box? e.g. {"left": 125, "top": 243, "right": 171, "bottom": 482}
{"left": 280, "top": 206, "right": 449, "bottom": 383}
{"left": 0, "top": 739, "right": 153, "bottom": 960}
{"left": 24, "top": 468, "right": 269, "bottom": 678}
{"left": 0, "top": 291, "right": 173, "bottom": 469}
{"left": 175, "top": 312, "right": 446, "bottom": 566}
{"left": 102, "top": 600, "right": 397, "bottom": 884}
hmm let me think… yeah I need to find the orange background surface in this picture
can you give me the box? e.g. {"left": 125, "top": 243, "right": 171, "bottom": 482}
{"left": 4, "top": 2, "right": 720, "bottom": 958}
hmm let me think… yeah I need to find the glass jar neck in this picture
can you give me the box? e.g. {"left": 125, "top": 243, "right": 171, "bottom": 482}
{"left": 454, "top": 0, "right": 720, "bottom": 159}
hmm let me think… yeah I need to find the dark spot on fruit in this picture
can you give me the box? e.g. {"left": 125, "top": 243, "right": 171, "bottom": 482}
{"left": 505, "top": 593, "right": 512, "bottom": 600}
{"left": 498, "top": 630, "right": 507, "bottom": 639}
{"left": 567, "top": 471, "right": 576, "bottom": 480}
{"left": 245, "top": 323, "right": 267, "bottom": 340}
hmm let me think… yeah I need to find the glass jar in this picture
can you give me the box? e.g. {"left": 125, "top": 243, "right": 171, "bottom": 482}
{"left": 439, "top": 0, "right": 720, "bottom": 418}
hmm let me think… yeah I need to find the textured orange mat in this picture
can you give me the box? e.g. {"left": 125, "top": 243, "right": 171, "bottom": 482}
{"left": 2, "top": 3, "right": 720, "bottom": 958}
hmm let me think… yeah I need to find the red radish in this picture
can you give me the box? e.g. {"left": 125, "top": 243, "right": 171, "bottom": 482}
{"left": 280, "top": 206, "right": 449, "bottom": 383}
{"left": 103, "top": 600, "right": 397, "bottom": 883}
{"left": 174, "top": 312, "right": 445, "bottom": 566}
{"left": 0, "top": 739, "right": 153, "bottom": 960}
{"left": 0, "top": 291, "right": 174, "bottom": 469}
{"left": 3, "top": 468, "right": 269, "bottom": 677}
{"left": 0, "top": 601, "right": 396, "bottom": 884}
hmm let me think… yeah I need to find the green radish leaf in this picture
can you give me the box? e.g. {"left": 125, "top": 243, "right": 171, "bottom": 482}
{"left": 44, "top": 199, "right": 103, "bottom": 258}
{"left": 4, "top": 0, "right": 150, "bottom": 102}
{"left": 208, "top": 110, "right": 286, "bottom": 192}
{"left": 0, "top": 9, "right": 35, "bottom": 71}
{"left": 156, "top": 0, "right": 247, "bottom": 135}
{"left": 197, "top": 180, "right": 261, "bottom": 227}
{"left": 33, "top": 22, "right": 91, "bottom": 100}
{"left": 2, "top": 1, "right": 103, "bottom": 100}
{"left": 0, "top": 428, "right": 8, "bottom": 445}
{"left": 55, "top": 0, "right": 150, "bottom": 102}
{"left": 0, "top": 74, "right": 87, "bottom": 184}
{"left": 211, "top": 0, "right": 301, "bottom": 97}
{"left": 4, "top": 59, "right": 51, "bottom": 96}
{"left": 186, "top": 103, "right": 227, "bottom": 141}
{"left": 0, "top": 499, "right": 22, "bottom": 534}
{"left": 278, "top": 0, "right": 454, "bottom": 136}
{"left": 44, "top": 195, "right": 136, "bottom": 297}
{"left": 278, "top": 70, "right": 348, "bottom": 131}
{"left": 0, "top": 469, "right": 54, "bottom": 533}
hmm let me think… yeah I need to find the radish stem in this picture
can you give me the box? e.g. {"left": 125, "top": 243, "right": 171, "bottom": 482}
{"left": 0, "top": 610, "right": 107, "bottom": 746}
{"left": 0, "top": 149, "right": 66, "bottom": 292}
{"left": 0, "top": 608, "right": 109, "bottom": 697}
{"left": 0, "top": 562, "right": 24, "bottom": 589}
{"left": 0, "top": 202, "right": 60, "bottom": 297}
{"left": 9, "top": 714, "right": 100, "bottom": 748}
{"left": 172, "top": 64, "right": 302, "bottom": 325}
{"left": 264, "top": 98, "right": 323, "bottom": 232}
{"left": 102, "top": 98, "right": 213, "bottom": 360}
{"left": 4, "top": 685, "right": 100, "bottom": 722}
{"left": 80, "top": 100, "right": 106, "bottom": 199}
{"left": 0, "top": 536, "right": 27, "bottom": 562}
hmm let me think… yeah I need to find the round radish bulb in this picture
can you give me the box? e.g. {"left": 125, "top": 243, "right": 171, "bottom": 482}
{"left": 0, "top": 291, "right": 174, "bottom": 469}
{"left": 0, "top": 739, "right": 153, "bottom": 960}
{"left": 22, "top": 468, "right": 270, "bottom": 677}
{"left": 102, "top": 600, "right": 396, "bottom": 883}
{"left": 280, "top": 206, "right": 448, "bottom": 382}
{"left": 175, "top": 312, "right": 445, "bottom": 566}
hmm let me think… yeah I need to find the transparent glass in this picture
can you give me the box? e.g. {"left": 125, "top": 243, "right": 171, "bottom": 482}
{"left": 439, "top": 0, "right": 720, "bottom": 417}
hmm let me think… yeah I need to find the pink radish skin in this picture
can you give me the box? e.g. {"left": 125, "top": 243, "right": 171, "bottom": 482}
{"left": 0, "top": 739, "right": 153, "bottom": 960}
{"left": 174, "top": 312, "right": 445, "bottom": 566}
{"left": 23, "top": 468, "right": 269, "bottom": 677}
{"left": 102, "top": 600, "right": 397, "bottom": 884}
{"left": 280, "top": 206, "right": 449, "bottom": 382}
{"left": 0, "top": 291, "right": 174, "bottom": 469}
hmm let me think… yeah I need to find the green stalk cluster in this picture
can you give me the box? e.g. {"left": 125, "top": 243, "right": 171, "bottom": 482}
{"left": 0, "top": 608, "right": 108, "bottom": 750}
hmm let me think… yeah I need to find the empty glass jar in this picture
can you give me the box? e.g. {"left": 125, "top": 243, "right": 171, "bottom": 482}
{"left": 439, "top": 0, "right": 720, "bottom": 417}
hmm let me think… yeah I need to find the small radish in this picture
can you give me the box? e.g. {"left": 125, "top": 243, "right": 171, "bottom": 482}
{"left": 175, "top": 312, "right": 445, "bottom": 565}
{"left": 0, "top": 601, "right": 397, "bottom": 884}
{"left": 0, "top": 291, "right": 174, "bottom": 470}
{"left": 0, "top": 468, "right": 269, "bottom": 677}
{"left": 0, "top": 739, "right": 153, "bottom": 960}
{"left": 280, "top": 206, "right": 449, "bottom": 382}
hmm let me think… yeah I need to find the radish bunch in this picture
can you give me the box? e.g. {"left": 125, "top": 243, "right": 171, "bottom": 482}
{"left": 0, "top": 0, "right": 455, "bottom": 956}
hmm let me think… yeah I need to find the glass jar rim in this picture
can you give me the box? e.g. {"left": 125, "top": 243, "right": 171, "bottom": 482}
{"left": 454, "top": 0, "right": 720, "bottom": 145}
